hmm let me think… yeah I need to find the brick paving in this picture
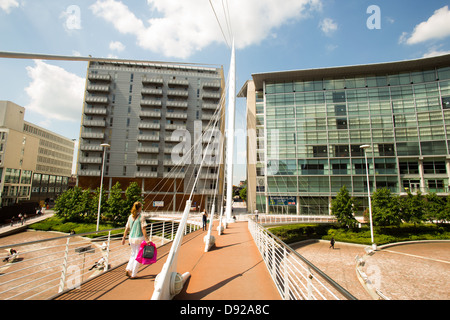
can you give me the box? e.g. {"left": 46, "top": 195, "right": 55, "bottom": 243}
{"left": 2, "top": 210, "right": 449, "bottom": 301}
{"left": 291, "top": 240, "right": 450, "bottom": 300}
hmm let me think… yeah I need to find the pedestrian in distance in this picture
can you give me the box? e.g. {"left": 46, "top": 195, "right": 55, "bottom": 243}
{"left": 122, "top": 201, "right": 148, "bottom": 279}
{"left": 202, "top": 209, "right": 208, "bottom": 231}
{"left": 329, "top": 237, "right": 335, "bottom": 249}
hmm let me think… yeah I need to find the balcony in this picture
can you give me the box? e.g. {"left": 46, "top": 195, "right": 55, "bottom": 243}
{"left": 80, "top": 144, "right": 103, "bottom": 152}
{"left": 166, "top": 101, "right": 188, "bottom": 108}
{"left": 202, "top": 103, "right": 219, "bottom": 110}
{"left": 79, "top": 157, "right": 102, "bottom": 164}
{"left": 141, "top": 88, "right": 163, "bottom": 96}
{"left": 87, "top": 85, "right": 110, "bottom": 93}
{"left": 88, "top": 74, "right": 111, "bottom": 82}
{"left": 83, "top": 120, "right": 106, "bottom": 127}
{"left": 136, "top": 171, "right": 158, "bottom": 178}
{"left": 139, "top": 111, "right": 161, "bottom": 118}
{"left": 140, "top": 99, "right": 162, "bottom": 107}
{"left": 201, "top": 113, "right": 216, "bottom": 121}
{"left": 84, "top": 108, "right": 107, "bottom": 116}
{"left": 168, "top": 79, "right": 189, "bottom": 87}
{"left": 165, "top": 135, "right": 185, "bottom": 142}
{"left": 85, "top": 96, "right": 109, "bottom": 105}
{"left": 202, "top": 92, "right": 221, "bottom": 100}
{"left": 137, "top": 134, "right": 160, "bottom": 142}
{"left": 163, "top": 172, "right": 185, "bottom": 179}
{"left": 165, "top": 124, "right": 187, "bottom": 131}
{"left": 166, "top": 112, "right": 187, "bottom": 119}
{"left": 138, "top": 122, "right": 161, "bottom": 130}
{"left": 167, "top": 90, "right": 189, "bottom": 98}
{"left": 142, "top": 77, "right": 164, "bottom": 85}
{"left": 202, "top": 81, "right": 221, "bottom": 89}
{"left": 136, "top": 159, "right": 159, "bottom": 166}
{"left": 199, "top": 173, "right": 218, "bottom": 180}
{"left": 81, "top": 132, "right": 105, "bottom": 139}
{"left": 78, "top": 170, "right": 101, "bottom": 176}
{"left": 137, "top": 147, "right": 159, "bottom": 154}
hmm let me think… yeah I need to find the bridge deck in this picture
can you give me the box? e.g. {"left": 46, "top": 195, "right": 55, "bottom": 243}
{"left": 54, "top": 213, "right": 281, "bottom": 300}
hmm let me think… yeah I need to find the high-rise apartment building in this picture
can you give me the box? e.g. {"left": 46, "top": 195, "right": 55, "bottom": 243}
{"left": 241, "top": 54, "right": 450, "bottom": 215}
{"left": 0, "top": 101, "right": 74, "bottom": 207}
{"left": 77, "top": 60, "right": 225, "bottom": 212}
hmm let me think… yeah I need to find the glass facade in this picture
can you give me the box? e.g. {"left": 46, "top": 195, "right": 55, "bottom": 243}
{"left": 252, "top": 63, "right": 450, "bottom": 215}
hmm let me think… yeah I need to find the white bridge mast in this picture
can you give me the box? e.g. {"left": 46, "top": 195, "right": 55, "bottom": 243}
{"left": 225, "top": 40, "right": 236, "bottom": 223}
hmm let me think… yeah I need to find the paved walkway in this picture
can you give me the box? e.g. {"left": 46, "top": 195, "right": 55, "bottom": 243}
{"left": 291, "top": 240, "right": 450, "bottom": 300}
{"left": 53, "top": 212, "right": 281, "bottom": 300}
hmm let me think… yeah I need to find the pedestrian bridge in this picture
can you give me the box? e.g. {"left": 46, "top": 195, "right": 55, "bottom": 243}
{"left": 0, "top": 208, "right": 355, "bottom": 301}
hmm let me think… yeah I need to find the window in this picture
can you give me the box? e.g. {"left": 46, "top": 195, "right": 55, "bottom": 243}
{"left": 423, "top": 161, "right": 446, "bottom": 174}
{"left": 378, "top": 144, "right": 395, "bottom": 156}
{"left": 332, "top": 163, "right": 347, "bottom": 175}
{"left": 335, "top": 105, "right": 346, "bottom": 116}
{"left": 336, "top": 119, "right": 348, "bottom": 129}
{"left": 427, "top": 179, "right": 445, "bottom": 192}
{"left": 334, "top": 145, "right": 349, "bottom": 157}
{"left": 399, "top": 162, "right": 419, "bottom": 174}
{"left": 313, "top": 146, "right": 327, "bottom": 157}
{"left": 300, "top": 163, "right": 324, "bottom": 175}
{"left": 442, "top": 96, "right": 450, "bottom": 109}
{"left": 332, "top": 91, "right": 346, "bottom": 103}
{"left": 350, "top": 145, "right": 364, "bottom": 157}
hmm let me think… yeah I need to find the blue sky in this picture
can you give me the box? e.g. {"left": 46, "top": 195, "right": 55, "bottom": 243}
{"left": 1, "top": 0, "right": 450, "bottom": 183}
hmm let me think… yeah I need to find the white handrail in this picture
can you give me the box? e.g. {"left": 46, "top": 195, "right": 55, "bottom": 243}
{"left": 0, "top": 219, "right": 200, "bottom": 300}
{"left": 247, "top": 217, "right": 357, "bottom": 300}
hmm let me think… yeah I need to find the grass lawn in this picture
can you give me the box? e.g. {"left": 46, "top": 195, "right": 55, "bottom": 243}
{"left": 269, "top": 223, "right": 450, "bottom": 246}
{"left": 28, "top": 216, "right": 123, "bottom": 238}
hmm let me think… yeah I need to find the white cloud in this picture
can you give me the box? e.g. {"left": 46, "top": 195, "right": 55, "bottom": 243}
{"left": 422, "top": 47, "right": 450, "bottom": 58}
{"left": 319, "top": 18, "right": 337, "bottom": 36}
{"left": 0, "top": 0, "right": 19, "bottom": 13}
{"left": 25, "top": 60, "right": 85, "bottom": 123}
{"left": 109, "top": 41, "right": 125, "bottom": 52}
{"left": 401, "top": 6, "right": 450, "bottom": 45}
{"left": 90, "top": 0, "right": 322, "bottom": 59}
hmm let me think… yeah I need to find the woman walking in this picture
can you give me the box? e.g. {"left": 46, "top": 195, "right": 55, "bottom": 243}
{"left": 122, "top": 202, "right": 148, "bottom": 279}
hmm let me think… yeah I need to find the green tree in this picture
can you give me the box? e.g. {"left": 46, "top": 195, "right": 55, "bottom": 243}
{"left": 75, "top": 188, "right": 95, "bottom": 223}
{"left": 400, "top": 190, "right": 425, "bottom": 226}
{"left": 116, "top": 182, "right": 144, "bottom": 225}
{"left": 424, "top": 193, "right": 445, "bottom": 223}
{"left": 442, "top": 195, "right": 450, "bottom": 225}
{"left": 91, "top": 187, "right": 108, "bottom": 224}
{"left": 331, "top": 185, "right": 358, "bottom": 228}
{"left": 372, "top": 188, "right": 401, "bottom": 226}
{"left": 106, "top": 182, "right": 124, "bottom": 225}
{"left": 239, "top": 187, "right": 247, "bottom": 202}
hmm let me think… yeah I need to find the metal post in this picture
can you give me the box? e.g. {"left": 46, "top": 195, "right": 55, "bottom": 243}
{"left": 104, "top": 231, "right": 111, "bottom": 272}
{"left": 96, "top": 143, "right": 110, "bottom": 231}
{"left": 58, "top": 238, "right": 70, "bottom": 293}
{"left": 360, "top": 144, "right": 375, "bottom": 247}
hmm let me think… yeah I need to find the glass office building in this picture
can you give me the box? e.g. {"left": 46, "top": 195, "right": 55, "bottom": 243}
{"left": 240, "top": 54, "right": 450, "bottom": 215}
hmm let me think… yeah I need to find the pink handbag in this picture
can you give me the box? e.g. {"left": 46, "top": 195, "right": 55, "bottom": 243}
{"left": 135, "top": 241, "right": 157, "bottom": 265}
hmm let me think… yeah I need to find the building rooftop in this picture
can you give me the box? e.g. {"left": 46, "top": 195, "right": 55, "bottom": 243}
{"left": 246, "top": 53, "right": 450, "bottom": 92}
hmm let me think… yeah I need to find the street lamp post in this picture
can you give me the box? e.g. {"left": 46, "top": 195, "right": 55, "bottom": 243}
{"left": 360, "top": 144, "right": 376, "bottom": 250}
{"left": 96, "top": 143, "right": 110, "bottom": 231}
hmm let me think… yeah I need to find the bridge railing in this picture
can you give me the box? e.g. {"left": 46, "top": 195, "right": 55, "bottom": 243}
{"left": 248, "top": 217, "right": 356, "bottom": 300}
{"left": 0, "top": 219, "right": 200, "bottom": 300}
{"left": 255, "top": 214, "right": 337, "bottom": 225}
